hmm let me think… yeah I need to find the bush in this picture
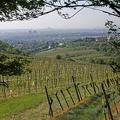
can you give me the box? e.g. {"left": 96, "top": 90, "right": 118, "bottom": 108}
{"left": 56, "top": 55, "right": 62, "bottom": 59}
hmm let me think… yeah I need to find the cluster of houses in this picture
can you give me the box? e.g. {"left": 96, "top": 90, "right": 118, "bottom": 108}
{"left": 46, "top": 35, "right": 120, "bottom": 50}
{"left": 47, "top": 41, "right": 64, "bottom": 49}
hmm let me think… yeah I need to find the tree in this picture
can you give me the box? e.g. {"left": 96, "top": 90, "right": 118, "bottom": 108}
{"left": 105, "top": 20, "right": 120, "bottom": 73}
{"left": 0, "top": 54, "right": 31, "bottom": 97}
{"left": 0, "top": 0, "right": 120, "bottom": 21}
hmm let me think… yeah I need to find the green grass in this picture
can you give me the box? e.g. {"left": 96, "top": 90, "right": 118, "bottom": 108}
{"left": 35, "top": 47, "right": 110, "bottom": 62}
{"left": 0, "top": 93, "right": 46, "bottom": 119}
{"left": 0, "top": 52, "right": 116, "bottom": 119}
{"left": 57, "top": 93, "right": 104, "bottom": 120}
{"left": 35, "top": 47, "right": 96, "bottom": 58}
{"left": 57, "top": 90, "right": 120, "bottom": 120}
{"left": 35, "top": 47, "right": 73, "bottom": 57}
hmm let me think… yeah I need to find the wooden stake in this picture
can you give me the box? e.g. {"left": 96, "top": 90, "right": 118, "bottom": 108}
{"left": 101, "top": 83, "right": 114, "bottom": 120}
{"left": 77, "top": 84, "right": 82, "bottom": 100}
{"left": 45, "top": 86, "right": 53, "bottom": 118}
{"left": 60, "top": 90, "right": 69, "bottom": 108}
{"left": 66, "top": 87, "right": 75, "bottom": 105}
{"left": 90, "top": 74, "right": 96, "bottom": 93}
{"left": 72, "top": 76, "right": 80, "bottom": 102}
{"left": 55, "top": 91, "right": 64, "bottom": 110}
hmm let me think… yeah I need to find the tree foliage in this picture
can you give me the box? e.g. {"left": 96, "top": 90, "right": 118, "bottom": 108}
{"left": 0, "top": 0, "right": 120, "bottom": 21}
{"left": 0, "top": 54, "right": 31, "bottom": 97}
{"left": 0, "top": 54, "right": 30, "bottom": 76}
{"left": 105, "top": 20, "right": 120, "bottom": 73}
{"left": 0, "top": 40, "right": 23, "bottom": 55}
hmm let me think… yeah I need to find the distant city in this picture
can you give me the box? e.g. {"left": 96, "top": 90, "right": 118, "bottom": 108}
{"left": 0, "top": 29, "right": 107, "bottom": 45}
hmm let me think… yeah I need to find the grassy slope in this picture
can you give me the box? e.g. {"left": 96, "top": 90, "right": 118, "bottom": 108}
{"left": 35, "top": 47, "right": 104, "bottom": 60}
{"left": 0, "top": 46, "right": 115, "bottom": 119}
{"left": 1, "top": 90, "right": 120, "bottom": 120}
{"left": 0, "top": 93, "right": 46, "bottom": 119}
{"left": 35, "top": 47, "right": 72, "bottom": 58}
{"left": 57, "top": 93, "right": 104, "bottom": 120}
{"left": 57, "top": 92, "right": 120, "bottom": 120}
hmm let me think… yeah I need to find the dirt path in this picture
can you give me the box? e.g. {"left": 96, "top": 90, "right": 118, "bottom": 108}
{"left": 112, "top": 100, "right": 120, "bottom": 120}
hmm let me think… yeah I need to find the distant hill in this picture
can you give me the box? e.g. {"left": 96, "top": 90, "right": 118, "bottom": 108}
{"left": 0, "top": 40, "right": 23, "bottom": 55}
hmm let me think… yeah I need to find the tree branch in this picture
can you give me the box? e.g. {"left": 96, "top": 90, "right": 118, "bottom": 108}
{"left": 100, "top": 0, "right": 120, "bottom": 15}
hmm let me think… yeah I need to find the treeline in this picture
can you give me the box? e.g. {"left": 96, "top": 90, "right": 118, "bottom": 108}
{"left": 0, "top": 40, "right": 26, "bottom": 55}
{"left": 89, "top": 41, "right": 120, "bottom": 65}
{"left": 16, "top": 42, "right": 50, "bottom": 55}
{"left": 69, "top": 39, "right": 120, "bottom": 65}
{"left": 15, "top": 41, "right": 65, "bottom": 55}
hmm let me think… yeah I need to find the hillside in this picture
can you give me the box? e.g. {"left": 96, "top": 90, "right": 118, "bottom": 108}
{"left": 0, "top": 55, "right": 119, "bottom": 120}
{"left": 0, "top": 38, "right": 119, "bottom": 120}
{"left": 0, "top": 40, "right": 23, "bottom": 55}
{"left": 35, "top": 40, "right": 120, "bottom": 65}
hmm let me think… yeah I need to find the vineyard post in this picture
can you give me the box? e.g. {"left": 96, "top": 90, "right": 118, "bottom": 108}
{"left": 114, "top": 78, "right": 117, "bottom": 86}
{"left": 102, "top": 99, "right": 107, "bottom": 120}
{"left": 72, "top": 69, "right": 76, "bottom": 81}
{"left": 94, "top": 83, "right": 100, "bottom": 92}
{"left": 106, "top": 73, "right": 110, "bottom": 87}
{"left": 111, "top": 78, "right": 115, "bottom": 86}
{"left": 96, "top": 66, "right": 99, "bottom": 82}
{"left": 55, "top": 91, "right": 64, "bottom": 110}
{"left": 27, "top": 73, "right": 31, "bottom": 93}
{"left": 46, "top": 76, "right": 48, "bottom": 87}
{"left": 23, "top": 74, "right": 26, "bottom": 93}
{"left": 104, "top": 109, "right": 107, "bottom": 120}
{"left": 86, "top": 84, "right": 92, "bottom": 95}
{"left": 53, "top": 70, "right": 57, "bottom": 87}
{"left": 66, "top": 87, "right": 75, "bottom": 105}
{"left": 18, "top": 77, "right": 21, "bottom": 94}
{"left": 45, "top": 86, "right": 53, "bottom": 118}
{"left": 72, "top": 76, "right": 80, "bottom": 102}
{"left": 82, "top": 85, "right": 87, "bottom": 98}
{"left": 44, "top": 68, "right": 47, "bottom": 87}
{"left": 90, "top": 74, "right": 96, "bottom": 93}
{"left": 60, "top": 90, "right": 69, "bottom": 108}
{"left": 112, "top": 78, "right": 115, "bottom": 86}
{"left": 101, "top": 83, "right": 114, "bottom": 120}
{"left": 34, "top": 70, "right": 37, "bottom": 92}
{"left": 38, "top": 69, "right": 41, "bottom": 89}
{"left": 77, "top": 83, "right": 82, "bottom": 100}
{"left": 55, "top": 67, "right": 58, "bottom": 85}
{"left": 58, "top": 69, "right": 60, "bottom": 84}
{"left": 2, "top": 75, "right": 6, "bottom": 98}
{"left": 7, "top": 75, "right": 9, "bottom": 95}
{"left": 16, "top": 76, "right": 20, "bottom": 95}
{"left": 103, "top": 80, "right": 108, "bottom": 88}
{"left": 30, "top": 72, "right": 33, "bottom": 91}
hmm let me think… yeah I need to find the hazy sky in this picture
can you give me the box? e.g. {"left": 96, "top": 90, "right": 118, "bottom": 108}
{"left": 0, "top": 7, "right": 119, "bottom": 29}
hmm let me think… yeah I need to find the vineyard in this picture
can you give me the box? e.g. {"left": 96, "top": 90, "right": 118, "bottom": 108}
{"left": 0, "top": 57, "right": 120, "bottom": 120}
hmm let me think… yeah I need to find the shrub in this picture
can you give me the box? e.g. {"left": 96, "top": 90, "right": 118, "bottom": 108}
{"left": 56, "top": 55, "right": 62, "bottom": 59}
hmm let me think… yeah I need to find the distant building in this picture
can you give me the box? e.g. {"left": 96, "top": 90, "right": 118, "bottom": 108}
{"left": 48, "top": 46, "right": 51, "bottom": 49}
{"left": 95, "top": 37, "right": 107, "bottom": 42}
{"left": 59, "top": 43, "right": 63, "bottom": 46}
